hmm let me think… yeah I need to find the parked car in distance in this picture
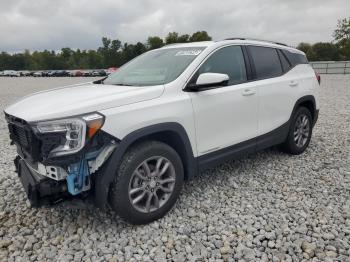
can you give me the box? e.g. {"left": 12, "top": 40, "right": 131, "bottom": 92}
{"left": 4, "top": 39, "right": 320, "bottom": 224}
{"left": 53, "top": 70, "right": 70, "bottom": 77}
{"left": 70, "top": 70, "right": 84, "bottom": 77}
{"left": 92, "top": 70, "right": 107, "bottom": 77}
{"left": 20, "top": 71, "right": 31, "bottom": 76}
{"left": 82, "top": 70, "right": 92, "bottom": 77}
{"left": 0, "top": 71, "right": 4, "bottom": 76}
{"left": 3, "top": 70, "right": 21, "bottom": 77}
{"left": 33, "top": 71, "right": 43, "bottom": 77}
{"left": 41, "top": 71, "right": 52, "bottom": 77}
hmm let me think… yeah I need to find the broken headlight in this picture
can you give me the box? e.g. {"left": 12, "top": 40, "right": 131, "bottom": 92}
{"left": 33, "top": 113, "right": 104, "bottom": 157}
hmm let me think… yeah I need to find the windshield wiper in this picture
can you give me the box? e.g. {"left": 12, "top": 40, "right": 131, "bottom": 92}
{"left": 117, "top": 83, "right": 133, "bottom": 86}
{"left": 93, "top": 77, "right": 107, "bottom": 84}
{"left": 112, "top": 83, "right": 137, "bottom": 86}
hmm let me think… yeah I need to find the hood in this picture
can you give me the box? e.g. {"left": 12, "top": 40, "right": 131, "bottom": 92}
{"left": 4, "top": 83, "right": 164, "bottom": 122}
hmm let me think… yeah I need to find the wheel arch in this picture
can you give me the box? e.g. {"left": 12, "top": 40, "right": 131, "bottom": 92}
{"left": 94, "top": 122, "right": 197, "bottom": 208}
{"left": 292, "top": 95, "right": 317, "bottom": 124}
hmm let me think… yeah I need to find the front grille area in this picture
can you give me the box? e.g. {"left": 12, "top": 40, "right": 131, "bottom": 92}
{"left": 11, "top": 123, "right": 30, "bottom": 148}
{"left": 5, "top": 113, "right": 41, "bottom": 161}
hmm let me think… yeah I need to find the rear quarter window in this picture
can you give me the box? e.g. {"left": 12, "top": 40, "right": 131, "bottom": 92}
{"left": 248, "top": 46, "right": 283, "bottom": 79}
{"left": 277, "top": 49, "right": 292, "bottom": 72}
{"left": 281, "top": 50, "right": 308, "bottom": 66}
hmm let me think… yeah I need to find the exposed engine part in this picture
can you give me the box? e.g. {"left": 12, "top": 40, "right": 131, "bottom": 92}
{"left": 66, "top": 142, "right": 117, "bottom": 195}
{"left": 67, "top": 158, "right": 92, "bottom": 195}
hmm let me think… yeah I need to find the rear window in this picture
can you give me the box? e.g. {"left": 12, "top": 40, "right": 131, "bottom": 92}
{"left": 248, "top": 46, "right": 283, "bottom": 79}
{"left": 281, "top": 50, "right": 308, "bottom": 66}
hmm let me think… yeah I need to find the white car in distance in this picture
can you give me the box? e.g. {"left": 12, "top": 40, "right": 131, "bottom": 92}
{"left": 3, "top": 70, "right": 21, "bottom": 77}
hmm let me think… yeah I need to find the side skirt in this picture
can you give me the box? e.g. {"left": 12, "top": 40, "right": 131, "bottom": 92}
{"left": 197, "top": 121, "right": 290, "bottom": 172}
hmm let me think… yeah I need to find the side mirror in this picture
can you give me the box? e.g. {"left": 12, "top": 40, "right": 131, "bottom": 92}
{"left": 186, "top": 73, "right": 229, "bottom": 91}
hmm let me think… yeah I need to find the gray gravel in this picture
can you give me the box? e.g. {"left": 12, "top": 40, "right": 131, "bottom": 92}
{"left": 0, "top": 76, "right": 349, "bottom": 262}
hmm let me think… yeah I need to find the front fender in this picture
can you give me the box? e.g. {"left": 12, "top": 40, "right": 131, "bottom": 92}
{"left": 93, "top": 122, "right": 197, "bottom": 209}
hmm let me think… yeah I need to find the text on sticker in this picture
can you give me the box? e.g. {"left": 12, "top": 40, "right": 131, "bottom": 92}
{"left": 175, "top": 50, "right": 202, "bottom": 56}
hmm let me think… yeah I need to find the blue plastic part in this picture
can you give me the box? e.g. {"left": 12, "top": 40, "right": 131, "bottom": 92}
{"left": 66, "top": 149, "right": 102, "bottom": 195}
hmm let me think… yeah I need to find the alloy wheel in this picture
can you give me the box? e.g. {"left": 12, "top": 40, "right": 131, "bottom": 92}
{"left": 128, "top": 156, "right": 176, "bottom": 213}
{"left": 294, "top": 114, "right": 310, "bottom": 148}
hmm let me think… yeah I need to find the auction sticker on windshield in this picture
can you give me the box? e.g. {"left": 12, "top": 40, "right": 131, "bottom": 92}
{"left": 175, "top": 49, "right": 203, "bottom": 56}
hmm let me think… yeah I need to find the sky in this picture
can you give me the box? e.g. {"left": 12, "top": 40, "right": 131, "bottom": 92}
{"left": 0, "top": 0, "right": 349, "bottom": 52}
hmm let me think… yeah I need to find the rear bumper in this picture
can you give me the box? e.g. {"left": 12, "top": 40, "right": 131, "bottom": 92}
{"left": 15, "top": 156, "right": 68, "bottom": 207}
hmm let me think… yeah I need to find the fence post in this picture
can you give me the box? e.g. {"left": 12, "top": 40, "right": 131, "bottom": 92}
{"left": 345, "top": 62, "right": 347, "bottom": 75}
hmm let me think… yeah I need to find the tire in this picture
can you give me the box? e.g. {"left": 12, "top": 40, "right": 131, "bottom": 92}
{"left": 283, "top": 106, "right": 313, "bottom": 155}
{"left": 109, "top": 140, "right": 184, "bottom": 224}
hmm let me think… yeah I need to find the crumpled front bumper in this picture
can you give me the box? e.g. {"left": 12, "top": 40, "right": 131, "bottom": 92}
{"left": 15, "top": 156, "right": 69, "bottom": 207}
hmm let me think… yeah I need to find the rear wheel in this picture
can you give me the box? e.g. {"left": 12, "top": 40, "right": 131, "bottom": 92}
{"left": 109, "top": 141, "right": 184, "bottom": 224}
{"left": 283, "top": 107, "right": 313, "bottom": 155}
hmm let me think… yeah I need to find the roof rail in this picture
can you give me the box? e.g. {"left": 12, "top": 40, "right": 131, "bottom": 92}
{"left": 224, "top": 37, "right": 288, "bottom": 47}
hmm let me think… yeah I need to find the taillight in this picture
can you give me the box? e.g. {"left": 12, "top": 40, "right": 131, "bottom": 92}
{"left": 314, "top": 71, "right": 321, "bottom": 85}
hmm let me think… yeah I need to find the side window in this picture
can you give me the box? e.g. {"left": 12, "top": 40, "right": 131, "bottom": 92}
{"left": 197, "top": 46, "right": 247, "bottom": 85}
{"left": 277, "top": 49, "right": 292, "bottom": 72}
{"left": 248, "top": 46, "right": 283, "bottom": 79}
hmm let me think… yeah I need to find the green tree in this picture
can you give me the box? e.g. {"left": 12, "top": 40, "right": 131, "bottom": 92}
{"left": 189, "top": 31, "right": 212, "bottom": 42}
{"left": 97, "top": 37, "right": 123, "bottom": 67}
{"left": 334, "top": 18, "right": 350, "bottom": 44}
{"left": 297, "top": 43, "right": 317, "bottom": 61}
{"left": 312, "top": 42, "right": 340, "bottom": 61}
{"left": 147, "top": 36, "right": 164, "bottom": 49}
{"left": 110, "top": 39, "right": 122, "bottom": 67}
{"left": 0, "top": 31, "right": 214, "bottom": 70}
{"left": 98, "top": 37, "right": 112, "bottom": 67}
{"left": 122, "top": 42, "right": 147, "bottom": 63}
{"left": 177, "top": 34, "right": 190, "bottom": 43}
{"left": 61, "top": 47, "right": 73, "bottom": 59}
{"left": 101, "top": 37, "right": 111, "bottom": 51}
{"left": 165, "top": 32, "right": 179, "bottom": 44}
{"left": 337, "top": 41, "right": 350, "bottom": 60}
{"left": 333, "top": 18, "right": 350, "bottom": 60}
{"left": 0, "top": 52, "right": 12, "bottom": 70}
{"left": 86, "top": 50, "right": 103, "bottom": 69}
{"left": 60, "top": 48, "right": 74, "bottom": 68}
{"left": 134, "top": 42, "right": 147, "bottom": 55}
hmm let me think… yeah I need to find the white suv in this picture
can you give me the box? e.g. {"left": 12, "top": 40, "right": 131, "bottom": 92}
{"left": 4, "top": 39, "right": 320, "bottom": 224}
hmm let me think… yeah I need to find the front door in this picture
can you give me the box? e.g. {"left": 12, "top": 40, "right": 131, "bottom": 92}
{"left": 189, "top": 45, "right": 258, "bottom": 156}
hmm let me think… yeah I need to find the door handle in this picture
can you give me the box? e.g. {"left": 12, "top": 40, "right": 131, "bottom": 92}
{"left": 242, "top": 88, "right": 256, "bottom": 96}
{"left": 289, "top": 81, "right": 299, "bottom": 87}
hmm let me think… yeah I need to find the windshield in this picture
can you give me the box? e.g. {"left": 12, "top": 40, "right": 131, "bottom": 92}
{"left": 103, "top": 47, "right": 205, "bottom": 86}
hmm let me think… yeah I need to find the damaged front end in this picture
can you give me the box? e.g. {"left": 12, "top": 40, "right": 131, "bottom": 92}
{"left": 5, "top": 112, "right": 118, "bottom": 207}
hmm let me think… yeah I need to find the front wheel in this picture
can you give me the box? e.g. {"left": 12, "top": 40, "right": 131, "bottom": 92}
{"left": 109, "top": 141, "right": 184, "bottom": 224}
{"left": 283, "top": 107, "right": 313, "bottom": 155}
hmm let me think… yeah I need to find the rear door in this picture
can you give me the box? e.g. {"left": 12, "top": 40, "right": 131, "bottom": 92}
{"left": 247, "top": 46, "right": 299, "bottom": 137}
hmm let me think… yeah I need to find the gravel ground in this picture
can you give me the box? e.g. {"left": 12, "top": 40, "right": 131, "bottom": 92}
{"left": 0, "top": 76, "right": 349, "bottom": 262}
